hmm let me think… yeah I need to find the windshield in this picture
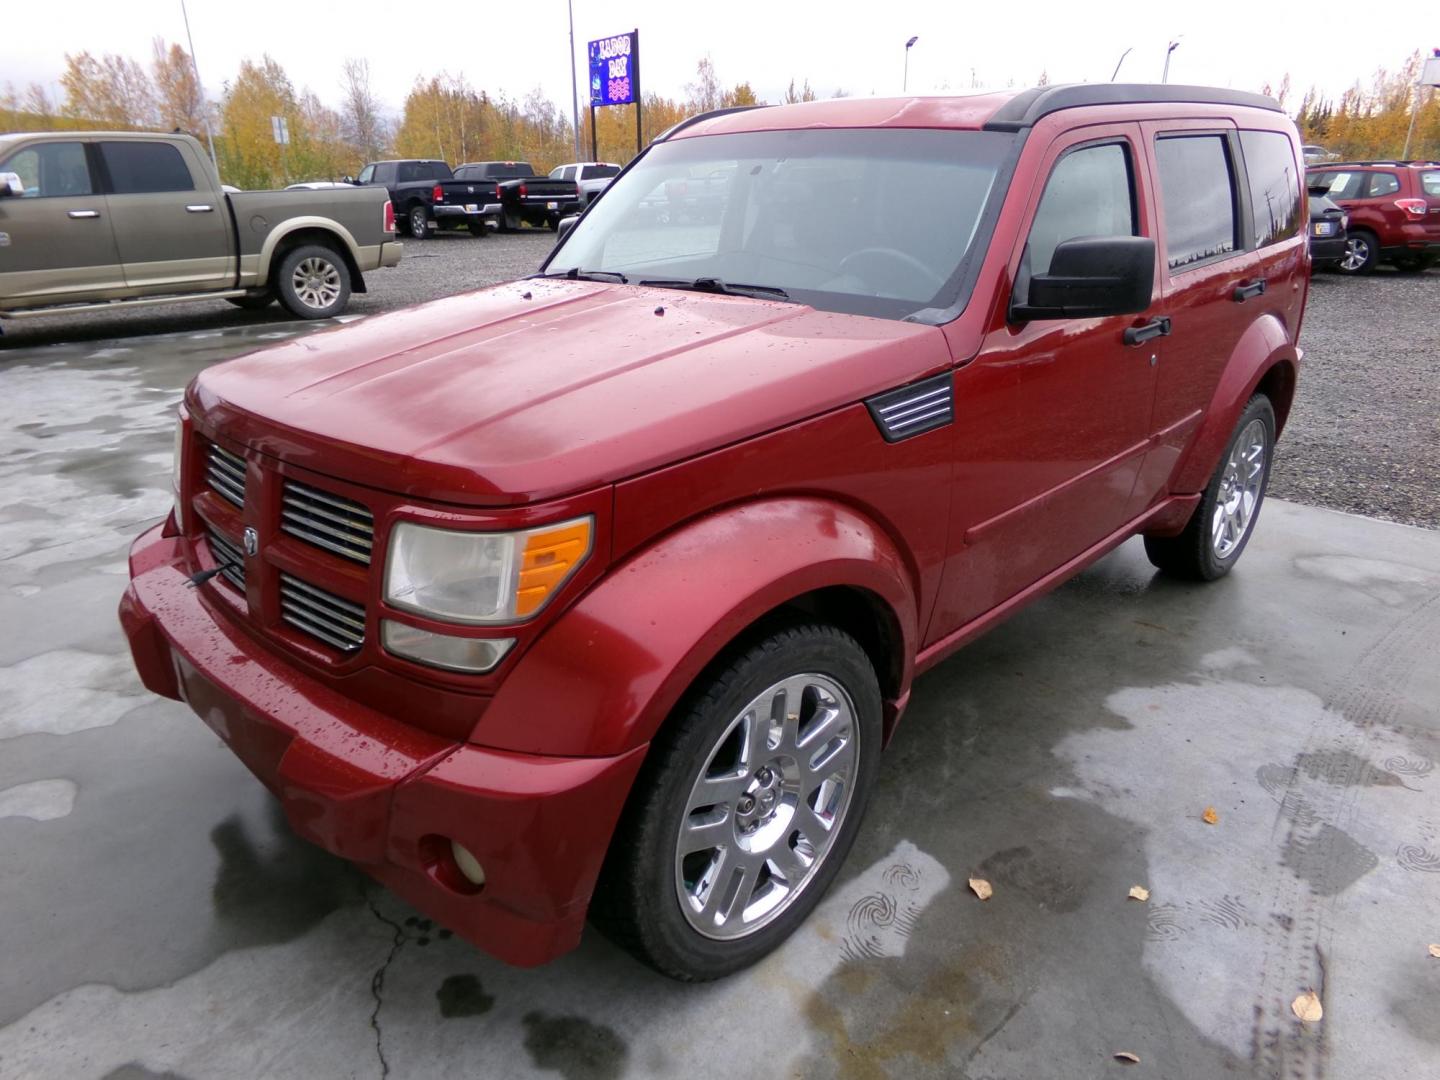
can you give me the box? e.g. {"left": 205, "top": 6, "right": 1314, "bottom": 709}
{"left": 546, "top": 128, "right": 1014, "bottom": 321}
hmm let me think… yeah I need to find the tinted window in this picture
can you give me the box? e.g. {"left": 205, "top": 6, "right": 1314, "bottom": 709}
{"left": 0, "top": 141, "right": 92, "bottom": 198}
{"left": 1025, "top": 142, "right": 1135, "bottom": 275}
{"left": 1239, "top": 130, "right": 1301, "bottom": 247}
{"left": 1310, "top": 170, "right": 1364, "bottom": 199}
{"left": 1155, "top": 135, "right": 1238, "bottom": 270}
{"left": 397, "top": 162, "right": 425, "bottom": 182}
{"left": 100, "top": 141, "right": 194, "bottom": 194}
{"left": 588, "top": 164, "right": 620, "bottom": 178}
{"left": 1364, "top": 172, "right": 1400, "bottom": 197}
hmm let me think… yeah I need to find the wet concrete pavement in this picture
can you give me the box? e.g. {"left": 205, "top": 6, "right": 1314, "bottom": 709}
{"left": 1, "top": 321, "right": 1438, "bottom": 1080}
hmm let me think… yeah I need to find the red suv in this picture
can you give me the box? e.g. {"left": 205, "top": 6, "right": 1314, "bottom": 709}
{"left": 1306, "top": 160, "right": 1440, "bottom": 273}
{"left": 121, "top": 84, "right": 1307, "bottom": 980}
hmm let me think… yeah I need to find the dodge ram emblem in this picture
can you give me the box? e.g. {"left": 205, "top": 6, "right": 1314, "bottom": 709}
{"left": 243, "top": 527, "right": 259, "bottom": 557}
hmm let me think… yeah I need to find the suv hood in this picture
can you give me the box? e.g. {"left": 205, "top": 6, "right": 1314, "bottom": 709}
{"left": 190, "top": 279, "right": 951, "bottom": 505}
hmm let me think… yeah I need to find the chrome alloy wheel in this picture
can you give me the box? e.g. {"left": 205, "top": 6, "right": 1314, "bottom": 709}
{"left": 1340, "top": 236, "right": 1370, "bottom": 272}
{"left": 291, "top": 257, "right": 342, "bottom": 310}
{"left": 1212, "top": 417, "right": 1267, "bottom": 559}
{"left": 674, "top": 673, "right": 859, "bottom": 940}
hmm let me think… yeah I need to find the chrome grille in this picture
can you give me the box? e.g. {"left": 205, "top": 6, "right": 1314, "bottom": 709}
{"left": 280, "top": 573, "right": 365, "bottom": 653}
{"left": 206, "top": 529, "right": 246, "bottom": 592}
{"left": 281, "top": 481, "right": 374, "bottom": 564}
{"left": 206, "top": 442, "right": 246, "bottom": 508}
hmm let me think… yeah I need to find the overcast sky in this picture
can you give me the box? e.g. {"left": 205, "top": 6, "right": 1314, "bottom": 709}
{"left": 3, "top": 0, "right": 1425, "bottom": 118}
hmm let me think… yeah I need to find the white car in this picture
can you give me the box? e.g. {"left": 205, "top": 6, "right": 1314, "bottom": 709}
{"left": 549, "top": 162, "right": 622, "bottom": 206}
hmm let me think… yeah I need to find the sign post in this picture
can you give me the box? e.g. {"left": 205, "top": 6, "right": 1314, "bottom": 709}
{"left": 271, "top": 114, "right": 291, "bottom": 185}
{"left": 1402, "top": 49, "right": 1440, "bottom": 160}
{"left": 587, "top": 29, "right": 643, "bottom": 161}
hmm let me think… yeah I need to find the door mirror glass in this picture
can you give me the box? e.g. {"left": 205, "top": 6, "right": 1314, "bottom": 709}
{"left": 555, "top": 214, "right": 580, "bottom": 244}
{"left": 1011, "top": 235, "right": 1156, "bottom": 320}
{"left": 0, "top": 171, "right": 23, "bottom": 197}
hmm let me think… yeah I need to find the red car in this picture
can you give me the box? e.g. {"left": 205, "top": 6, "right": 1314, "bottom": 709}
{"left": 1306, "top": 160, "right": 1440, "bottom": 273}
{"left": 122, "top": 84, "right": 1307, "bottom": 981}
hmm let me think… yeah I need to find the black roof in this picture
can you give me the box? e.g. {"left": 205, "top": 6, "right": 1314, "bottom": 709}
{"left": 983, "top": 83, "right": 1281, "bottom": 132}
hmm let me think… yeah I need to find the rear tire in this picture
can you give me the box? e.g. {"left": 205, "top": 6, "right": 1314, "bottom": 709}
{"left": 467, "top": 221, "right": 486, "bottom": 237}
{"left": 274, "top": 244, "right": 351, "bottom": 320}
{"left": 1144, "top": 394, "right": 1275, "bottom": 581}
{"left": 407, "top": 205, "right": 429, "bottom": 241}
{"left": 1337, "top": 230, "right": 1378, "bottom": 274}
{"left": 1392, "top": 254, "right": 1434, "bottom": 273}
{"left": 591, "top": 622, "right": 882, "bottom": 981}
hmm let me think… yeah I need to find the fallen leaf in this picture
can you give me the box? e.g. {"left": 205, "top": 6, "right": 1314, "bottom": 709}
{"left": 968, "top": 877, "right": 993, "bottom": 901}
{"left": 1291, "top": 990, "right": 1323, "bottom": 1023}
{"left": 1128, "top": 885, "right": 1150, "bottom": 902}
{"left": 1202, "top": 806, "right": 1219, "bottom": 825}
{"left": 1428, "top": 944, "right": 1440, "bottom": 959}
{"left": 1114, "top": 1051, "right": 1141, "bottom": 1064}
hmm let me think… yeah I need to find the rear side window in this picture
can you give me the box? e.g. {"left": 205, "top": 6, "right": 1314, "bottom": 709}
{"left": 1310, "top": 171, "right": 1364, "bottom": 199}
{"left": 398, "top": 162, "right": 433, "bottom": 182}
{"left": 1025, "top": 141, "right": 1136, "bottom": 275}
{"left": 1154, "top": 135, "right": 1238, "bottom": 270}
{"left": 100, "top": 142, "right": 194, "bottom": 194}
{"left": 0, "top": 141, "right": 92, "bottom": 197}
{"left": 588, "top": 164, "right": 620, "bottom": 179}
{"left": 1239, "top": 130, "right": 1301, "bottom": 247}
{"left": 1364, "top": 172, "right": 1400, "bottom": 197}
{"left": 1422, "top": 171, "right": 1440, "bottom": 196}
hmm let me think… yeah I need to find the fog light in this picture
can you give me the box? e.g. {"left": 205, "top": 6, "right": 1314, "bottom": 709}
{"left": 382, "top": 620, "right": 514, "bottom": 673}
{"left": 451, "top": 840, "right": 487, "bottom": 886}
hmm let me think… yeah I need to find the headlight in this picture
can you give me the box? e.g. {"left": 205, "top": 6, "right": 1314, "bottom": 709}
{"left": 384, "top": 516, "right": 593, "bottom": 624}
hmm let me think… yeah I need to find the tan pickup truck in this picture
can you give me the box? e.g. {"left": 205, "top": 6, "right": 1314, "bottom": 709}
{"left": 0, "top": 131, "right": 402, "bottom": 328}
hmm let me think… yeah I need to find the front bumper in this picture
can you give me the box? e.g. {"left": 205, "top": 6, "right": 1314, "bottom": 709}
{"left": 119, "top": 524, "right": 646, "bottom": 966}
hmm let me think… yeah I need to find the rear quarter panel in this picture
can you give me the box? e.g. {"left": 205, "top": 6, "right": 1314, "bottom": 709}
{"left": 228, "top": 187, "right": 391, "bottom": 278}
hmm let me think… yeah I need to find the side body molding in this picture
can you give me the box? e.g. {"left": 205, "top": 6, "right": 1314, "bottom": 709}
{"left": 472, "top": 498, "right": 919, "bottom": 758}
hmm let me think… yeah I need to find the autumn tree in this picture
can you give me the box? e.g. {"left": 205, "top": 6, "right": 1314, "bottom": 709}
{"left": 340, "top": 58, "right": 388, "bottom": 162}
{"left": 782, "top": 79, "right": 818, "bottom": 104}
{"left": 60, "top": 51, "right": 156, "bottom": 128}
{"left": 217, "top": 56, "right": 307, "bottom": 188}
{"left": 152, "top": 39, "right": 207, "bottom": 137}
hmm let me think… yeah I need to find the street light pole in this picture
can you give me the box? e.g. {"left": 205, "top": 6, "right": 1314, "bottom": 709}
{"left": 1111, "top": 47, "right": 1132, "bottom": 82}
{"left": 568, "top": 0, "right": 582, "bottom": 162}
{"left": 903, "top": 36, "right": 918, "bottom": 94}
{"left": 178, "top": 0, "right": 219, "bottom": 179}
{"left": 1162, "top": 38, "right": 1181, "bottom": 84}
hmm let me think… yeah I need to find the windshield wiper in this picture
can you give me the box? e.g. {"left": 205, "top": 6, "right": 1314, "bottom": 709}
{"left": 638, "top": 277, "right": 791, "bottom": 301}
{"left": 536, "top": 267, "right": 628, "bottom": 283}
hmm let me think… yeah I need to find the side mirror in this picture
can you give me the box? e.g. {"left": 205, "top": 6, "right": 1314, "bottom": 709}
{"left": 555, "top": 215, "right": 580, "bottom": 244}
{"left": 0, "top": 172, "right": 24, "bottom": 198}
{"left": 1011, "top": 235, "right": 1156, "bottom": 321}
{"left": 342, "top": 176, "right": 356, "bottom": 185}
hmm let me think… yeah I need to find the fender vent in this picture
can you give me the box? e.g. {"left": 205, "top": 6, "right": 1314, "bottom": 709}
{"left": 865, "top": 373, "right": 954, "bottom": 442}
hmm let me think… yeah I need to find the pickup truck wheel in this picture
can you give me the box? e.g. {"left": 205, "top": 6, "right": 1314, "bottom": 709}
{"left": 1144, "top": 394, "right": 1275, "bottom": 581}
{"left": 467, "top": 221, "right": 487, "bottom": 237}
{"left": 591, "top": 622, "right": 882, "bottom": 981}
{"left": 1337, "top": 230, "right": 1377, "bottom": 274}
{"left": 274, "top": 245, "right": 351, "bottom": 320}
{"left": 406, "top": 205, "right": 430, "bottom": 240}
{"left": 499, "top": 209, "right": 521, "bottom": 232}
{"left": 225, "top": 290, "right": 275, "bottom": 311}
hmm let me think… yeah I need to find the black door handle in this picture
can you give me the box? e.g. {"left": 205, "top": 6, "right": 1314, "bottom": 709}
{"left": 1123, "top": 316, "right": 1171, "bottom": 346}
{"left": 1233, "top": 279, "right": 1266, "bottom": 301}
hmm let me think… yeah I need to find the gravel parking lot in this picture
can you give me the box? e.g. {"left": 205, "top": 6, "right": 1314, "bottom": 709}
{"left": 1, "top": 236, "right": 1435, "bottom": 528}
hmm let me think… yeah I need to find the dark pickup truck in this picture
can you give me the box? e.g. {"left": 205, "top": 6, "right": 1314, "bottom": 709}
{"left": 354, "top": 159, "right": 500, "bottom": 240}
{"left": 453, "top": 161, "right": 580, "bottom": 231}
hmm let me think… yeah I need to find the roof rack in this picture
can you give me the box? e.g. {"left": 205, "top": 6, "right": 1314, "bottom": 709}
{"left": 983, "top": 83, "right": 1280, "bottom": 132}
{"left": 1308, "top": 159, "right": 1440, "bottom": 168}
{"left": 656, "top": 105, "right": 771, "bottom": 142}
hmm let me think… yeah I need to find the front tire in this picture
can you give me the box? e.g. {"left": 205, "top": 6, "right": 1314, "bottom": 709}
{"left": 1338, "top": 230, "right": 1378, "bottom": 274}
{"left": 591, "top": 622, "right": 882, "bottom": 981}
{"left": 1144, "top": 394, "right": 1275, "bottom": 581}
{"left": 1392, "top": 254, "right": 1434, "bottom": 274}
{"left": 274, "top": 244, "right": 351, "bottom": 320}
